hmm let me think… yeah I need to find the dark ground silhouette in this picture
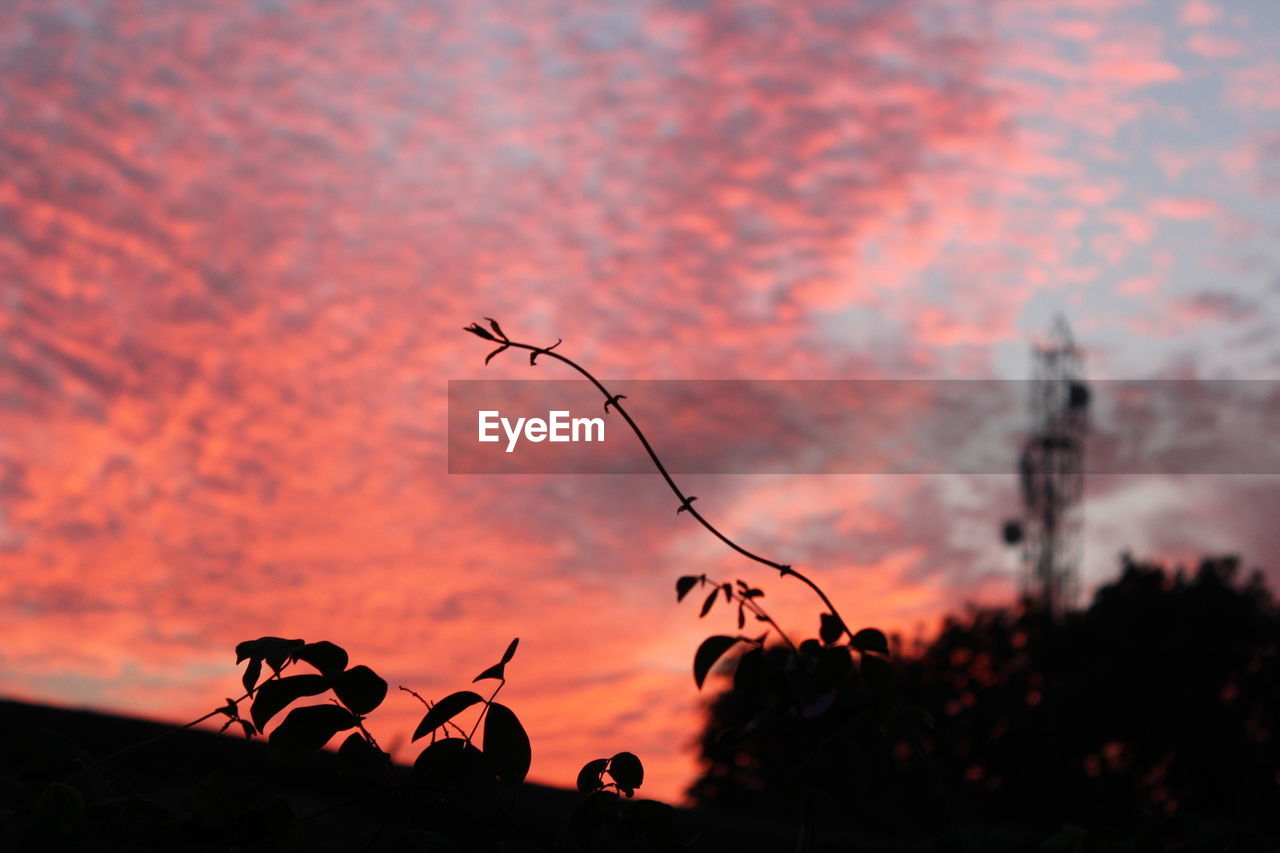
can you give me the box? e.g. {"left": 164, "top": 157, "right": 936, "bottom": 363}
{"left": 0, "top": 700, "right": 808, "bottom": 851}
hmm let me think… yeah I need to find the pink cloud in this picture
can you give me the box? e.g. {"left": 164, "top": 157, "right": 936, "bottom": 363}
{"left": 1116, "top": 275, "right": 1158, "bottom": 296}
{"left": 1227, "top": 61, "right": 1280, "bottom": 112}
{"left": 1104, "top": 210, "right": 1156, "bottom": 245}
{"left": 1149, "top": 196, "right": 1224, "bottom": 220}
{"left": 1044, "top": 19, "right": 1103, "bottom": 41}
{"left": 1089, "top": 55, "right": 1182, "bottom": 87}
{"left": 1155, "top": 149, "right": 1196, "bottom": 181}
{"left": 1180, "top": 0, "right": 1222, "bottom": 28}
{"left": 1187, "top": 33, "right": 1242, "bottom": 59}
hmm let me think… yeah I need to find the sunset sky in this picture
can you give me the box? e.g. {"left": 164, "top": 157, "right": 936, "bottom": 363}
{"left": 2, "top": 0, "right": 1278, "bottom": 800}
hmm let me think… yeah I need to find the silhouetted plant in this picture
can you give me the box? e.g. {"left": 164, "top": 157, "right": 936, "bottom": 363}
{"left": 463, "top": 319, "right": 862, "bottom": 648}
{"left": 691, "top": 553, "right": 1280, "bottom": 852}
{"left": 466, "top": 320, "right": 905, "bottom": 851}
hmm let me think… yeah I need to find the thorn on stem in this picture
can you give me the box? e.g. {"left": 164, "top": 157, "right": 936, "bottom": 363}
{"left": 530, "top": 338, "right": 563, "bottom": 365}
{"left": 677, "top": 496, "right": 698, "bottom": 514}
{"left": 604, "top": 393, "right": 627, "bottom": 413}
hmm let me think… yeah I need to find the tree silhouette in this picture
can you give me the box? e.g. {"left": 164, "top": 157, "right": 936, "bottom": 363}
{"left": 691, "top": 553, "right": 1280, "bottom": 851}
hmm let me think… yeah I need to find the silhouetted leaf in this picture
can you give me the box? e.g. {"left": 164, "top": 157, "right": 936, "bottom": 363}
{"left": 464, "top": 322, "right": 497, "bottom": 341}
{"left": 699, "top": 589, "right": 719, "bottom": 618}
{"left": 337, "top": 731, "right": 377, "bottom": 759}
{"left": 472, "top": 639, "right": 518, "bottom": 682}
{"left": 413, "top": 691, "right": 484, "bottom": 741}
{"left": 413, "top": 737, "right": 488, "bottom": 791}
{"left": 851, "top": 627, "right": 890, "bottom": 655}
{"left": 262, "top": 638, "right": 306, "bottom": 673}
{"left": 568, "top": 788, "right": 621, "bottom": 842}
{"left": 218, "top": 714, "right": 255, "bottom": 739}
{"left": 268, "top": 705, "right": 356, "bottom": 764}
{"left": 235, "top": 637, "right": 270, "bottom": 663}
{"left": 577, "top": 758, "right": 609, "bottom": 794}
{"left": 332, "top": 665, "right": 388, "bottom": 715}
{"left": 483, "top": 702, "right": 531, "bottom": 784}
{"left": 694, "top": 636, "right": 741, "bottom": 689}
{"left": 607, "top": 751, "right": 644, "bottom": 797}
{"left": 722, "top": 583, "right": 732, "bottom": 603}
{"left": 737, "top": 604, "right": 746, "bottom": 629}
{"left": 485, "top": 317, "right": 506, "bottom": 339}
{"left": 336, "top": 732, "right": 384, "bottom": 777}
{"left": 236, "top": 637, "right": 304, "bottom": 689}
{"left": 294, "top": 641, "right": 348, "bottom": 676}
{"left": 820, "top": 613, "right": 845, "bottom": 645}
{"left": 473, "top": 662, "right": 506, "bottom": 682}
{"left": 250, "top": 674, "right": 329, "bottom": 731}
{"left": 676, "top": 576, "right": 699, "bottom": 602}
{"left": 242, "top": 658, "right": 263, "bottom": 695}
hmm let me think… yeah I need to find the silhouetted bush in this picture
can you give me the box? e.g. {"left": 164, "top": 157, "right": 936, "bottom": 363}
{"left": 691, "top": 553, "right": 1280, "bottom": 851}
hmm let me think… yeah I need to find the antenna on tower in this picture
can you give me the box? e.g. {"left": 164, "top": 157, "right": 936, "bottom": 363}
{"left": 1001, "top": 314, "right": 1090, "bottom": 617}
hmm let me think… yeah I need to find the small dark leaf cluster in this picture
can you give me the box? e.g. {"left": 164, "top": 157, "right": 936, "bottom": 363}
{"left": 675, "top": 573, "right": 892, "bottom": 707}
{"left": 409, "top": 637, "right": 531, "bottom": 788}
{"left": 236, "top": 636, "right": 389, "bottom": 765}
{"left": 565, "top": 752, "right": 686, "bottom": 851}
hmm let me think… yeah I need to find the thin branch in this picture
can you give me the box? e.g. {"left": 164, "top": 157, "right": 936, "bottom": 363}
{"left": 468, "top": 679, "right": 505, "bottom": 743}
{"left": 399, "top": 686, "right": 471, "bottom": 740}
{"left": 464, "top": 322, "right": 856, "bottom": 644}
{"left": 739, "top": 592, "right": 798, "bottom": 651}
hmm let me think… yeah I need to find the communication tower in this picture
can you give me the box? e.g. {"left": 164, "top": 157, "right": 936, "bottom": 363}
{"left": 1001, "top": 315, "right": 1090, "bottom": 616}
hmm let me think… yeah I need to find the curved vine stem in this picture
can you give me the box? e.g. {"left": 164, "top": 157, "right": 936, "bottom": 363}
{"left": 464, "top": 320, "right": 856, "bottom": 645}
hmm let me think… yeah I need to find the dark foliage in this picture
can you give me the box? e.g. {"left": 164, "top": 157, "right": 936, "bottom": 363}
{"left": 691, "top": 553, "right": 1280, "bottom": 851}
